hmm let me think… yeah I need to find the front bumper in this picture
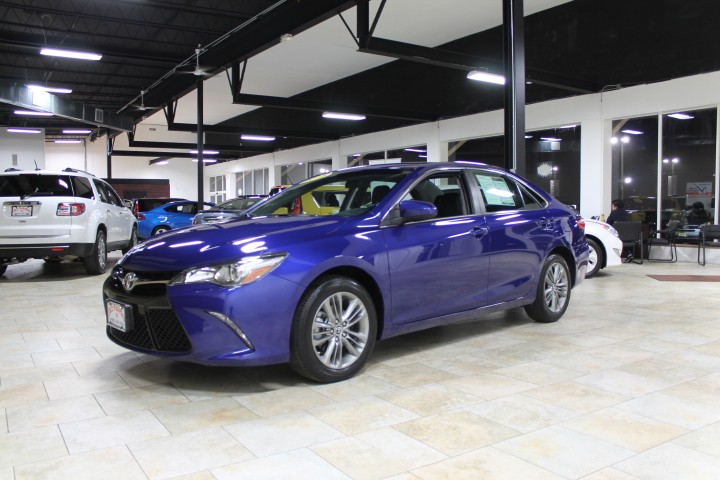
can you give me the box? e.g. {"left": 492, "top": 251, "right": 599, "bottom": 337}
{"left": 103, "top": 267, "right": 300, "bottom": 366}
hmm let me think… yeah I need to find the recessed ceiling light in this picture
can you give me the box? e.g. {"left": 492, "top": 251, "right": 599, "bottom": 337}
{"left": 6, "top": 128, "right": 42, "bottom": 134}
{"left": 62, "top": 129, "right": 92, "bottom": 134}
{"left": 14, "top": 109, "right": 52, "bottom": 116}
{"left": 466, "top": 70, "right": 506, "bottom": 85}
{"left": 40, "top": 47, "right": 102, "bottom": 61}
{"left": 322, "top": 112, "right": 366, "bottom": 121}
{"left": 241, "top": 135, "right": 276, "bottom": 142}
{"left": 26, "top": 84, "right": 73, "bottom": 94}
{"left": 667, "top": 112, "right": 693, "bottom": 120}
{"left": 190, "top": 149, "right": 219, "bottom": 155}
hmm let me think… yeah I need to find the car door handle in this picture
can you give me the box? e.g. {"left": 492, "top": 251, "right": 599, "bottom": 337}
{"left": 472, "top": 226, "right": 489, "bottom": 238}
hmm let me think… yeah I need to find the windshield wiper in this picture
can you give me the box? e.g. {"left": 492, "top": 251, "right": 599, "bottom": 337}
{"left": 20, "top": 187, "right": 40, "bottom": 200}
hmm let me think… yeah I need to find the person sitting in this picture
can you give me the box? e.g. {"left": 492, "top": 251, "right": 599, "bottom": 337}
{"left": 606, "top": 198, "right": 630, "bottom": 226}
{"left": 686, "top": 201, "right": 711, "bottom": 225}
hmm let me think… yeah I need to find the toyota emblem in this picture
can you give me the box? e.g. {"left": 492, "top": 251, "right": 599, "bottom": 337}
{"left": 122, "top": 272, "right": 138, "bottom": 292}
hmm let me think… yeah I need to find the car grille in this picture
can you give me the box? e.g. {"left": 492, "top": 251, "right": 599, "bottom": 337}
{"left": 105, "top": 267, "right": 191, "bottom": 353}
{"left": 107, "top": 307, "right": 191, "bottom": 353}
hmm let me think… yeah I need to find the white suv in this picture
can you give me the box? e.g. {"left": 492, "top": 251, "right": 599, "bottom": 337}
{"left": 0, "top": 168, "right": 138, "bottom": 275}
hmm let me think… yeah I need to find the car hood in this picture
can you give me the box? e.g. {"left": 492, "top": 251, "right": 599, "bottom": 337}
{"left": 120, "top": 215, "right": 351, "bottom": 272}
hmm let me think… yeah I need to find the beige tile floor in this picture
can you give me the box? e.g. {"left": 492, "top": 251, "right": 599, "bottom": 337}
{"left": 2, "top": 254, "right": 720, "bottom": 479}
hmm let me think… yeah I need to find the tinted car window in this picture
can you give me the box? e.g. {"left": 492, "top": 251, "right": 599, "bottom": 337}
{"left": 71, "top": 176, "right": 95, "bottom": 199}
{"left": 0, "top": 174, "right": 74, "bottom": 197}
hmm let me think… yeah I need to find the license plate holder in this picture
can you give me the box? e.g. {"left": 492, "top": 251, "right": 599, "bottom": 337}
{"left": 11, "top": 205, "right": 32, "bottom": 217}
{"left": 106, "top": 299, "right": 134, "bottom": 333}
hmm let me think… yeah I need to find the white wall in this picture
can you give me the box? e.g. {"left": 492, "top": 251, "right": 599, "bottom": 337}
{"left": 0, "top": 130, "right": 45, "bottom": 170}
{"left": 45, "top": 133, "right": 199, "bottom": 199}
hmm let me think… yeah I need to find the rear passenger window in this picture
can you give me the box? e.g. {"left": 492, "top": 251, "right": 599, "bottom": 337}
{"left": 71, "top": 177, "right": 94, "bottom": 199}
{"left": 472, "top": 170, "right": 546, "bottom": 212}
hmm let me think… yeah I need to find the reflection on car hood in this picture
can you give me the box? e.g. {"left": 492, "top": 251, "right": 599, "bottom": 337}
{"left": 121, "top": 215, "right": 349, "bottom": 272}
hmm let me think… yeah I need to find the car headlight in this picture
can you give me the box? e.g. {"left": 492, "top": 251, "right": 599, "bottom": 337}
{"left": 170, "top": 253, "right": 287, "bottom": 287}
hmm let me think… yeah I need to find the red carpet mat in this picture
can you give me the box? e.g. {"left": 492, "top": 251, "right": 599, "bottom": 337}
{"left": 648, "top": 275, "right": 720, "bottom": 282}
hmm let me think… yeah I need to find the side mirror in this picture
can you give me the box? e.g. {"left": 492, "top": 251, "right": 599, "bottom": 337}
{"left": 383, "top": 200, "right": 437, "bottom": 226}
{"left": 123, "top": 199, "right": 133, "bottom": 209}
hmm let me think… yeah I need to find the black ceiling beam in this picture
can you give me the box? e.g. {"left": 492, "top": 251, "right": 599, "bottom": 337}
{"left": 167, "top": 121, "right": 334, "bottom": 140}
{"left": 233, "top": 93, "right": 436, "bottom": 122}
{"left": 358, "top": 36, "right": 597, "bottom": 95}
{"left": 0, "top": 81, "right": 133, "bottom": 132}
{"left": 126, "top": 137, "right": 274, "bottom": 153}
{"left": 109, "top": 150, "right": 240, "bottom": 159}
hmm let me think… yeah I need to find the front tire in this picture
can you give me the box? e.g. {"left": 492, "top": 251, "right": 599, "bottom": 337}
{"left": 290, "top": 276, "right": 377, "bottom": 383}
{"left": 0, "top": 265, "right": 6, "bottom": 276}
{"left": 524, "top": 253, "right": 571, "bottom": 323}
{"left": 83, "top": 230, "right": 107, "bottom": 275}
{"left": 585, "top": 238, "right": 603, "bottom": 278}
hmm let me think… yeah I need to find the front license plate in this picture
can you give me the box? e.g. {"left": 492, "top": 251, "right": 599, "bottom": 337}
{"left": 678, "top": 232, "right": 687, "bottom": 237}
{"left": 11, "top": 205, "right": 32, "bottom": 217}
{"left": 106, "top": 299, "right": 134, "bottom": 332}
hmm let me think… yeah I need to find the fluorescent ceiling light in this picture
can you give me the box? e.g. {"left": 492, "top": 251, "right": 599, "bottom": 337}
{"left": 26, "top": 84, "right": 72, "bottom": 94}
{"left": 621, "top": 129, "right": 643, "bottom": 135}
{"left": 467, "top": 70, "right": 506, "bottom": 85}
{"left": 540, "top": 137, "right": 562, "bottom": 142}
{"left": 191, "top": 158, "right": 218, "bottom": 163}
{"left": 62, "top": 129, "right": 92, "bottom": 134}
{"left": 190, "top": 149, "right": 219, "bottom": 155}
{"left": 404, "top": 148, "right": 426, "bottom": 153}
{"left": 54, "top": 139, "right": 82, "bottom": 144}
{"left": 14, "top": 109, "right": 52, "bottom": 116}
{"left": 40, "top": 47, "right": 102, "bottom": 61}
{"left": 153, "top": 160, "right": 169, "bottom": 166}
{"left": 7, "top": 128, "right": 41, "bottom": 134}
{"left": 322, "top": 112, "right": 366, "bottom": 121}
{"left": 667, "top": 112, "right": 693, "bottom": 120}
{"left": 241, "top": 134, "right": 276, "bottom": 142}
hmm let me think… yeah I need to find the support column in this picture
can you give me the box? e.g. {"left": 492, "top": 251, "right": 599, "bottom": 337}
{"left": 196, "top": 79, "right": 204, "bottom": 208}
{"left": 503, "top": 0, "right": 526, "bottom": 175}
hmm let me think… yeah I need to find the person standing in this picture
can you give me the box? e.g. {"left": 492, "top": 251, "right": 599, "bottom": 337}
{"left": 606, "top": 199, "right": 630, "bottom": 226}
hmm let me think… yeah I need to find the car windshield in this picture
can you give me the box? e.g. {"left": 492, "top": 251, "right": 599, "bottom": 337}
{"left": 218, "top": 197, "right": 265, "bottom": 211}
{"left": 248, "top": 168, "right": 412, "bottom": 217}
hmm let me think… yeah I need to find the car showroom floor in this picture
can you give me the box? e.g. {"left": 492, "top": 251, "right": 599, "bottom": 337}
{"left": 2, "top": 254, "right": 720, "bottom": 480}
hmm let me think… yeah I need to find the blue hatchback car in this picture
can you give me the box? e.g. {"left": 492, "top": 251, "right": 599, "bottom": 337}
{"left": 137, "top": 200, "right": 215, "bottom": 239}
{"left": 105, "top": 162, "right": 588, "bottom": 382}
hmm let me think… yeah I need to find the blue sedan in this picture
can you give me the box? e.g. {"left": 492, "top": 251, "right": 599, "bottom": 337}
{"left": 137, "top": 200, "right": 215, "bottom": 239}
{"left": 105, "top": 162, "right": 588, "bottom": 382}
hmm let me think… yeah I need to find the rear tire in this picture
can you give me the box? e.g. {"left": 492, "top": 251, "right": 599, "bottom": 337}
{"left": 585, "top": 238, "right": 603, "bottom": 278}
{"left": 290, "top": 276, "right": 377, "bottom": 383}
{"left": 83, "top": 230, "right": 107, "bottom": 275}
{"left": 152, "top": 226, "right": 171, "bottom": 236}
{"left": 524, "top": 253, "right": 571, "bottom": 323}
{"left": 0, "top": 265, "right": 6, "bottom": 276}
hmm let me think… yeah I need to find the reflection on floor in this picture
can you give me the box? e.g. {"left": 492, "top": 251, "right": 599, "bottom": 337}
{"left": 2, "top": 255, "right": 720, "bottom": 479}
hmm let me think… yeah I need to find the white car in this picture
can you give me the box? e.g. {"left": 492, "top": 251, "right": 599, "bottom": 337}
{"left": 0, "top": 168, "right": 137, "bottom": 275}
{"left": 584, "top": 218, "right": 623, "bottom": 278}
